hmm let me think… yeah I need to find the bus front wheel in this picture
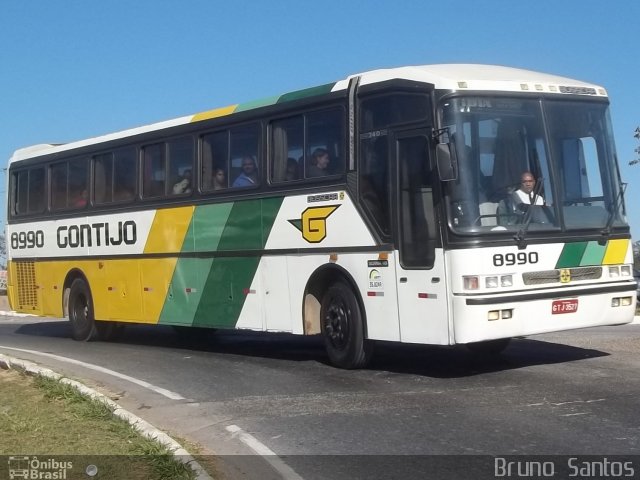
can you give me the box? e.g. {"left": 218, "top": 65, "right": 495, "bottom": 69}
{"left": 320, "top": 281, "right": 372, "bottom": 369}
{"left": 68, "top": 278, "right": 98, "bottom": 341}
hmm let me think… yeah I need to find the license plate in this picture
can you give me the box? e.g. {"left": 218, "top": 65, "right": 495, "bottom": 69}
{"left": 552, "top": 298, "right": 578, "bottom": 314}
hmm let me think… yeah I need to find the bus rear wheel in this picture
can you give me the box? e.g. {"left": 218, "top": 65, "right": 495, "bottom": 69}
{"left": 68, "top": 278, "right": 98, "bottom": 341}
{"left": 320, "top": 281, "right": 372, "bottom": 369}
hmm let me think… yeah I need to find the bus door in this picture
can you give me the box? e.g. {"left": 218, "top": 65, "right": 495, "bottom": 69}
{"left": 394, "top": 131, "right": 450, "bottom": 344}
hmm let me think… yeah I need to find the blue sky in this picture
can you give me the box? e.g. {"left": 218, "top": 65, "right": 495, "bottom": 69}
{"left": 2, "top": 1, "right": 639, "bottom": 237}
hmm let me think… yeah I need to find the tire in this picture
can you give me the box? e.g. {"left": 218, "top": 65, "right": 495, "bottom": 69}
{"left": 320, "top": 280, "right": 372, "bottom": 369}
{"left": 96, "top": 321, "right": 125, "bottom": 341}
{"left": 68, "top": 278, "right": 98, "bottom": 341}
{"left": 466, "top": 338, "right": 511, "bottom": 355}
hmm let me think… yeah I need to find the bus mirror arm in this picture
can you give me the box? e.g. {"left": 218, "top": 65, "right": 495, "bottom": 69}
{"left": 436, "top": 143, "right": 458, "bottom": 181}
{"left": 600, "top": 182, "right": 626, "bottom": 240}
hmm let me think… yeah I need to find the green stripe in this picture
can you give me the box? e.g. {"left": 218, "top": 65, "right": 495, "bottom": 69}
{"left": 235, "top": 95, "right": 281, "bottom": 112}
{"left": 182, "top": 202, "right": 234, "bottom": 252}
{"left": 217, "top": 199, "right": 268, "bottom": 251}
{"left": 277, "top": 83, "right": 335, "bottom": 103}
{"left": 556, "top": 242, "right": 588, "bottom": 268}
{"left": 161, "top": 197, "right": 284, "bottom": 328}
{"left": 195, "top": 197, "right": 283, "bottom": 327}
{"left": 159, "top": 257, "right": 214, "bottom": 325}
{"left": 579, "top": 241, "right": 607, "bottom": 266}
{"left": 193, "top": 256, "right": 260, "bottom": 328}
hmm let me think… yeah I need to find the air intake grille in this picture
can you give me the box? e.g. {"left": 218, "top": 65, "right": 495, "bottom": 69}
{"left": 522, "top": 266, "right": 602, "bottom": 285}
{"left": 15, "top": 261, "right": 38, "bottom": 310}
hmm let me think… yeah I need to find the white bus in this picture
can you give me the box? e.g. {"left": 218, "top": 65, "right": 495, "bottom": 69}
{"left": 6, "top": 64, "right": 635, "bottom": 368}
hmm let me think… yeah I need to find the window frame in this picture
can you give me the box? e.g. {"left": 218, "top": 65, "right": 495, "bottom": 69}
{"left": 268, "top": 105, "right": 346, "bottom": 185}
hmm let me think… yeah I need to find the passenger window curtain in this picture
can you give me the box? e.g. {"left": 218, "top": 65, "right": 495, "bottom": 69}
{"left": 272, "top": 125, "right": 288, "bottom": 182}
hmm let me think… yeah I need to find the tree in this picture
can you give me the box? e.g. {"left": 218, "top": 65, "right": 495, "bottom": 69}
{"left": 629, "top": 127, "right": 640, "bottom": 166}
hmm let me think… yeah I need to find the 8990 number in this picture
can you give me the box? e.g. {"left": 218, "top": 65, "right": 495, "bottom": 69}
{"left": 11, "top": 230, "right": 45, "bottom": 249}
{"left": 493, "top": 252, "right": 538, "bottom": 267}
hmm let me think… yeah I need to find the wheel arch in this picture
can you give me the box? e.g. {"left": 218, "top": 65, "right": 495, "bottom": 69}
{"left": 302, "top": 263, "right": 366, "bottom": 336}
{"left": 62, "top": 268, "right": 91, "bottom": 318}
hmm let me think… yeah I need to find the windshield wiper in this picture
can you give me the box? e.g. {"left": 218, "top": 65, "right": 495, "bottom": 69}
{"left": 601, "top": 182, "right": 626, "bottom": 239}
{"left": 513, "top": 177, "right": 544, "bottom": 249}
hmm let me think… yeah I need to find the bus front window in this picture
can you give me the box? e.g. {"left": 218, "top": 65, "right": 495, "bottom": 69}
{"left": 441, "top": 97, "right": 556, "bottom": 234}
{"left": 439, "top": 96, "right": 627, "bottom": 235}
{"left": 545, "top": 100, "right": 627, "bottom": 230}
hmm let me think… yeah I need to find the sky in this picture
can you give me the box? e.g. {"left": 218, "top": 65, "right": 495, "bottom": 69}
{"left": 1, "top": 0, "right": 639, "bottom": 237}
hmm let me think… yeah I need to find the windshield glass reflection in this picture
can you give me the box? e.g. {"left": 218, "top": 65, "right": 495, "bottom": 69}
{"left": 439, "top": 96, "right": 626, "bottom": 235}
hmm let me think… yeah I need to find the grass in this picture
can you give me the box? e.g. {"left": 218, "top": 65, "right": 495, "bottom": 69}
{"left": 0, "top": 367, "right": 198, "bottom": 480}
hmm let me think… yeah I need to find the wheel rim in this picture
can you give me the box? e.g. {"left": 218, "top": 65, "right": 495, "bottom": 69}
{"left": 71, "top": 293, "right": 89, "bottom": 328}
{"left": 324, "top": 295, "right": 350, "bottom": 351}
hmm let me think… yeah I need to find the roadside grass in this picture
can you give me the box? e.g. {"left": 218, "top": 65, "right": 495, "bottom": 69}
{"left": 0, "top": 368, "right": 197, "bottom": 480}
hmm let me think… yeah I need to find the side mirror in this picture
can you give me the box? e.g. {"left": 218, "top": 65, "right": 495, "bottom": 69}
{"left": 436, "top": 143, "right": 458, "bottom": 181}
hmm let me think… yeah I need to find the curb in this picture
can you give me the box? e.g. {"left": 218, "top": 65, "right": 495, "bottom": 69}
{"left": 0, "top": 353, "right": 213, "bottom": 480}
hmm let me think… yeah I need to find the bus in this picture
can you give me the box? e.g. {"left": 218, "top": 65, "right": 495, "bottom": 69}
{"left": 6, "top": 64, "right": 636, "bottom": 368}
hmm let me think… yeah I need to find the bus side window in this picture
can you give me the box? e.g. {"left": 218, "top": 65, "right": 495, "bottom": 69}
{"left": 142, "top": 143, "right": 165, "bottom": 198}
{"left": 94, "top": 153, "right": 113, "bottom": 204}
{"left": 50, "top": 162, "right": 68, "bottom": 210}
{"left": 12, "top": 171, "right": 28, "bottom": 215}
{"left": 270, "top": 116, "right": 303, "bottom": 183}
{"left": 11, "top": 168, "right": 45, "bottom": 215}
{"left": 168, "top": 137, "right": 194, "bottom": 196}
{"left": 69, "top": 158, "right": 89, "bottom": 209}
{"left": 305, "top": 108, "right": 345, "bottom": 178}
{"left": 201, "top": 131, "right": 229, "bottom": 192}
{"left": 29, "top": 168, "right": 45, "bottom": 213}
{"left": 113, "top": 148, "right": 137, "bottom": 201}
{"left": 230, "top": 123, "right": 261, "bottom": 188}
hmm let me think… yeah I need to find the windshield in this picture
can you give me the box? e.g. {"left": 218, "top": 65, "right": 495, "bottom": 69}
{"left": 440, "top": 96, "right": 627, "bottom": 235}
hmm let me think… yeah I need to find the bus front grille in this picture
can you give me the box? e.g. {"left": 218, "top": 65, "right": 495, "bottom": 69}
{"left": 522, "top": 266, "right": 602, "bottom": 285}
{"left": 15, "top": 261, "right": 38, "bottom": 310}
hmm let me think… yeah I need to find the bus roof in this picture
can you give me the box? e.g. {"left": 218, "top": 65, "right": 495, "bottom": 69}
{"left": 9, "top": 64, "right": 607, "bottom": 164}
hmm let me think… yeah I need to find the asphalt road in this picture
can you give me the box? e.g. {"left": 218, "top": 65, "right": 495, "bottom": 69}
{"left": 1, "top": 314, "right": 639, "bottom": 479}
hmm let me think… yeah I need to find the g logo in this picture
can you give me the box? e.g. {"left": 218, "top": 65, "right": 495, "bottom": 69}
{"left": 559, "top": 269, "right": 571, "bottom": 283}
{"left": 289, "top": 205, "right": 339, "bottom": 243}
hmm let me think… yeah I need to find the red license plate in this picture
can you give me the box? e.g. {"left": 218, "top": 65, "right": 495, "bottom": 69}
{"left": 552, "top": 298, "right": 578, "bottom": 314}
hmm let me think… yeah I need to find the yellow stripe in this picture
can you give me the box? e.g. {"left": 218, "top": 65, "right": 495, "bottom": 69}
{"left": 138, "top": 258, "right": 177, "bottom": 323}
{"left": 144, "top": 206, "right": 194, "bottom": 254}
{"left": 191, "top": 104, "right": 237, "bottom": 122}
{"left": 602, "top": 239, "right": 629, "bottom": 265}
{"left": 9, "top": 258, "right": 178, "bottom": 324}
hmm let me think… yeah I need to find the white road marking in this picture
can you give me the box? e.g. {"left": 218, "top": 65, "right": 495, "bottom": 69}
{"left": 0, "top": 345, "right": 185, "bottom": 400}
{"left": 226, "top": 425, "right": 305, "bottom": 480}
{"left": 551, "top": 399, "right": 605, "bottom": 406}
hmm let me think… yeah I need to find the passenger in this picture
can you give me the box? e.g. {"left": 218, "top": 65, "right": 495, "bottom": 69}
{"left": 172, "top": 169, "right": 192, "bottom": 194}
{"left": 212, "top": 168, "right": 227, "bottom": 190}
{"left": 307, "top": 148, "right": 330, "bottom": 178}
{"left": 232, "top": 157, "right": 259, "bottom": 187}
